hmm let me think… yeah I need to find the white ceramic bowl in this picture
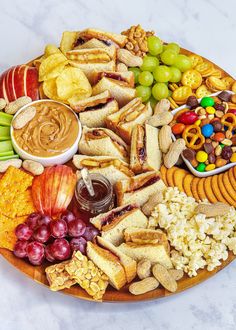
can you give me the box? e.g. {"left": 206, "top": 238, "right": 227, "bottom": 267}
{"left": 10, "top": 99, "right": 82, "bottom": 166}
{"left": 171, "top": 90, "right": 235, "bottom": 177}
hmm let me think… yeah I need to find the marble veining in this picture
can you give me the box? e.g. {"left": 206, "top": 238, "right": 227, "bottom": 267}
{"left": 0, "top": 0, "right": 236, "bottom": 329}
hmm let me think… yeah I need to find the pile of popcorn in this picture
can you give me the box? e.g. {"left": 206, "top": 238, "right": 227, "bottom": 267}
{"left": 150, "top": 187, "right": 236, "bottom": 277}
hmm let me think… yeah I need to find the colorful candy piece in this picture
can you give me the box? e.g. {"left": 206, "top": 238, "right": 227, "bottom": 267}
{"left": 205, "top": 164, "right": 216, "bottom": 171}
{"left": 196, "top": 150, "right": 208, "bottom": 162}
{"left": 200, "top": 96, "right": 215, "bottom": 108}
{"left": 230, "top": 153, "right": 236, "bottom": 162}
{"left": 178, "top": 111, "right": 198, "bottom": 125}
{"left": 213, "top": 132, "right": 225, "bottom": 142}
{"left": 172, "top": 123, "right": 185, "bottom": 135}
{"left": 206, "top": 106, "right": 215, "bottom": 114}
{"left": 228, "top": 109, "right": 236, "bottom": 115}
{"left": 201, "top": 124, "right": 213, "bottom": 138}
{"left": 196, "top": 163, "right": 206, "bottom": 172}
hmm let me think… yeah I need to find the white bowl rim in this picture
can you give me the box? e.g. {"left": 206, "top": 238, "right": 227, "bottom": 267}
{"left": 10, "top": 99, "right": 82, "bottom": 161}
{"left": 171, "top": 90, "right": 236, "bottom": 177}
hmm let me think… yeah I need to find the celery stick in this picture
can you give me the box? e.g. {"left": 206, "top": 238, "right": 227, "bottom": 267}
{"left": 0, "top": 154, "right": 19, "bottom": 161}
{"left": 0, "top": 112, "right": 13, "bottom": 126}
{"left": 0, "top": 140, "right": 13, "bottom": 153}
{"left": 0, "top": 150, "right": 14, "bottom": 157}
{"left": 0, "top": 126, "right": 10, "bottom": 140}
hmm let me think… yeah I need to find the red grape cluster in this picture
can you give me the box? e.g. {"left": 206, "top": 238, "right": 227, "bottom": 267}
{"left": 13, "top": 211, "right": 99, "bottom": 266}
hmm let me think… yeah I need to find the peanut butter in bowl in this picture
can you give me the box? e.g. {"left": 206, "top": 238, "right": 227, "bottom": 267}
{"left": 11, "top": 100, "right": 81, "bottom": 166}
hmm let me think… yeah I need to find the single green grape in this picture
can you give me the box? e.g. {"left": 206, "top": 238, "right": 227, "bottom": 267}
{"left": 138, "top": 71, "right": 154, "bottom": 86}
{"left": 174, "top": 54, "right": 192, "bottom": 72}
{"left": 128, "top": 67, "right": 141, "bottom": 84}
{"left": 169, "top": 66, "right": 182, "bottom": 82}
{"left": 149, "top": 96, "right": 157, "bottom": 109}
{"left": 152, "top": 83, "right": 169, "bottom": 100}
{"left": 140, "top": 56, "right": 159, "bottom": 72}
{"left": 160, "top": 50, "right": 177, "bottom": 66}
{"left": 166, "top": 42, "right": 180, "bottom": 54}
{"left": 136, "top": 85, "right": 151, "bottom": 102}
{"left": 147, "top": 36, "right": 163, "bottom": 55}
{"left": 153, "top": 65, "right": 172, "bottom": 83}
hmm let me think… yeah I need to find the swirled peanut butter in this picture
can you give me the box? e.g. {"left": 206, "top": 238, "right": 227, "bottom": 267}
{"left": 14, "top": 101, "right": 79, "bottom": 157}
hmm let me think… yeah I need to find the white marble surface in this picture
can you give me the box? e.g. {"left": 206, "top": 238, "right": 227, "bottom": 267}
{"left": 0, "top": 0, "right": 236, "bottom": 329}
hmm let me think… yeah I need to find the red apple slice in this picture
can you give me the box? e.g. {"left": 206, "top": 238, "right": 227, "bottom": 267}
{"left": 31, "top": 175, "right": 44, "bottom": 215}
{"left": 25, "top": 66, "right": 39, "bottom": 100}
{"left": 43, "top": 166, "right": 55, "bottom": 216}
{"left": 32, "top": 165, "right": 76, "bottom": 217}
{"left": 5, "top": 67, "right": 16, "bottom": 102}
{"left": 0, "top": 70, "right": 9, "bottom": 102}
{"left": 53, "top": 166, "right": 76, "bottom": 215}
{"left": 0, "top": 64, "right": 39, "bottom": 102}
{"left": 13, "top": 65, "right": 26, "bottom": 99}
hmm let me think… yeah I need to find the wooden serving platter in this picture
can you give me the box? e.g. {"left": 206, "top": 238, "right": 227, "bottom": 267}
{"left": 0, "top": 248, "right": 235, "bottom": 302}
{"left": 0, "top": 47, "right": 235, "bottom": 302}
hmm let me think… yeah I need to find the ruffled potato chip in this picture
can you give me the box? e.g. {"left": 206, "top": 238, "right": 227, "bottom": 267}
{"left": 44, "top": 44, "right": 62, "bottom": 58}
{"left": 43, "top": 79, "right": 68, "bottom": 103}
{"left": 39, "top": 53, "right": 68, "bottom": 81}
{"left": 43, "top": 78, "right": 58, "bottom": 99}
{"left": 60, "top": 31, "right": 78, "bottom": 54}
{"left": 56, "top": 67, "right": 92, "bottom": 101}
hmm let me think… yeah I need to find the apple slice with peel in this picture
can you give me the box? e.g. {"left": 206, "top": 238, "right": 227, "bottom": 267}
{"left": 13, "top": 65, "right": 27, "bottom": 100}
{"left": 0, "top": 71, "right": 9, "bottom": 103}
{"left": 26, "top": 66, "right": 39, "bottom": 100}
{"left": 6, "top": 67, "right": 15, "bottom": 101}
{"left": 32, "top": 165, "right": 77, "bottom": 217}
{"left": 0, "top": 65, "right": 39, "bottom": 102}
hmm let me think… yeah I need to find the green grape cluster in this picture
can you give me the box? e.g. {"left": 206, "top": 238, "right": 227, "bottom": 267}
{"left": 130, "top": 36, "right": 192, "bottom": 103}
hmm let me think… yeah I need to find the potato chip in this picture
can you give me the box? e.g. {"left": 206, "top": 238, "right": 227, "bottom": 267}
{"left": 0, "top": 215, "right": 26, "bottom": 251}
{"left": 39, "top": 83, "right": 47, "bottom": 99}
{"left": 39, "top": 53, "right": 68, "bottom": 81}
{"left": 60, "top": 31, "right": 78, "bottom": 54}
{"left": 44, "top": 44, "right": 62, "bottom": 58}
{"left": 56, "top": 67, "right": 92, "bottom": 101}
{"left": 43, "top": 79, "right": 68, "bottom": 103}
{"left": 43, "top": 78, "right": 58, "bottom": 99}
{"left": 34, "top": 56, "right": 45, "bottom": 70}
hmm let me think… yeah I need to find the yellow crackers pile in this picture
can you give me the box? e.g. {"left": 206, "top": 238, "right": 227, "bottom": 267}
{"left": 168, "top": 52, "right": 236, "bottom": 109}
{"left": 0, "top": 166, "right": 36, "bottom": 251}
{"left": 160, "top": 165, "right": 236, "bottom": 207}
